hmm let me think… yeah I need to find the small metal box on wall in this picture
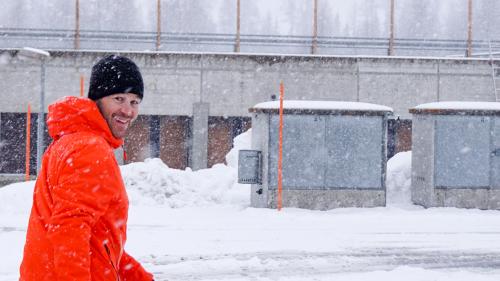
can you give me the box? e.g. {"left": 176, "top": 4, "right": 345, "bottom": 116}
{"left": 239, "top": 100, "right": 393, "bottom": 210}
{"left": 410, "top": 102, "right": 500, "bottom": 209}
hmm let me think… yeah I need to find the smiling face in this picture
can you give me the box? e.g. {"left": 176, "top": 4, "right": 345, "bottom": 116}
{"left": 96, "top": 93, "right": 141, "bottom": 139}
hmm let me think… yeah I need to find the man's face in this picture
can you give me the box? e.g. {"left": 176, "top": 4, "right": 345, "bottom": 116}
{"left": 96, "top": 93, "right": 141, "bottom": 139}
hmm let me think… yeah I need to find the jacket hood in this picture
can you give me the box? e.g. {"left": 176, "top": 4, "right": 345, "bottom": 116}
{"left": 47, "top": 96, "right": 123, "bottom": 149}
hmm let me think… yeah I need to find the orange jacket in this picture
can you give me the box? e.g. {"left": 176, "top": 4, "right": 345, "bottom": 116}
{"left": 20, "top": 96, "right": 153, "bottom": 281}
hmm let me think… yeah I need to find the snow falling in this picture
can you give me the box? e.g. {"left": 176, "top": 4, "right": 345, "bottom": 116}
{"left": 1, "top": 131, "right": 500, "bottom": 280}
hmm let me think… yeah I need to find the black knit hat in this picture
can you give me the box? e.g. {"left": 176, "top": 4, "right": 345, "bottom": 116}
{"left": 88, "top": 55, "right": 144, "bottom": 101}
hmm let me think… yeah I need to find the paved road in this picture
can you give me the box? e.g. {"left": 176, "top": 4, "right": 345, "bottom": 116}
{"left": 145, "top": 247, "right": 500, "bottom": 280}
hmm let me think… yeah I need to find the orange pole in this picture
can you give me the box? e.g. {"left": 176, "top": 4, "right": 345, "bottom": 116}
{"left": 25, "top": 104, "right": 31, "bottom": 181}
{"left": 80, "top": 75, "right": 84, "bottom": 97}
{"left": 277, "top": 81, "right": 284, "bottom": 211}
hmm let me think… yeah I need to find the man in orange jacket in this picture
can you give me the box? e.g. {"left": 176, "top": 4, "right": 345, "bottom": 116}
{"left": 20, "top": 55, "right": 154, "bottom": 281}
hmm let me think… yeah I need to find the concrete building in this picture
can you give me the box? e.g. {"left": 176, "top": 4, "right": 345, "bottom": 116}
{"left": 410, "top": 102, "right": 500, "bottom": 210}
{"left": 0, "top": 49, "right": 497, "bottom": 174}
{"left": 243, "top": 101, "right": 392, "bottom": 210}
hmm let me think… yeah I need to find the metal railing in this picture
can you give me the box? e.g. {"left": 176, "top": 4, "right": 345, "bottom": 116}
{"left": 2, "top": 27, "right": 500, "bottom": 57}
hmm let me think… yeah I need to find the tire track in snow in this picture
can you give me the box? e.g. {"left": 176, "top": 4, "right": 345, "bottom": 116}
{"left": 144, "top": 247, "right": 500, "bottom": 280}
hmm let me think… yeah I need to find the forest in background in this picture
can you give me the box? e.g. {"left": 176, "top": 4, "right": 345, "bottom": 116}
{"left": 0, "top": 0, "right": 499, "bottom": 40}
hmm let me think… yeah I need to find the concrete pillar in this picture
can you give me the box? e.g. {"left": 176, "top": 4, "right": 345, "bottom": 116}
{"left": 191, "top": 102, "right": 209, "bottom": 170}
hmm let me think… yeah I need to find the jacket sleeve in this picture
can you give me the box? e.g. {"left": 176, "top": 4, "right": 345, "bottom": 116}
{"left": 46, "top": 141, "right": 119, "bottom": 280}
{"left": 119, "top": 251, "right": 154, "bottom": 281}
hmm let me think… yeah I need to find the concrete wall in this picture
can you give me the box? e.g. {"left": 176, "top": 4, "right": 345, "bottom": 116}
{"left": 0, "top": 50, "right": 497, "bottom": 119}
{"left": 0, "top": 49, "right": 497, "bottom": 171}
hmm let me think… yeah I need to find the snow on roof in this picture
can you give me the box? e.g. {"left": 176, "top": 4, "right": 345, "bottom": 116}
{"left": 411, "top": 101, "right": 500, "bottom": 114}
{"left": 252, "top": 100, "right": 393, "bottom": 112}
{"left": 19, "top": 47, "right": 50, "bottom": 58}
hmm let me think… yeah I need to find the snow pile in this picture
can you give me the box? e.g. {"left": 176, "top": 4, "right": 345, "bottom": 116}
{"left": 386, "top": 151, "right": 412, "bottom": 206}
{"left": 0, "top": 52, "right": 10, "bottom": 65}
{"left": 121, "top": 129, "right": 252, "bottom": 208}
{"left": 122, "top": 129, "right": 414, "bottom": 208}
{"left": 0, "top": 128, "right": 413, "bottom": 213}
{"left": 121, "top": 159, "right": 248, "bottom": 208}
{"left": 0, "top": 181, "right": 34, "bottom": 218}
{"left": 225, "top": 129, "right": 252, "bottom": 168}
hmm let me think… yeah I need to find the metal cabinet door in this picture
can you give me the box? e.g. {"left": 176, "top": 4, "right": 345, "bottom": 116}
{"left": 325, "top": 116, "right": 383, "bottom": 189}
{"left": 269, "top": 115, "right": 326, "bottom": 189}
{"left": 435, "top": 115, "right": 490, "bottom": 188}
{"left": 492, "top": 117, "right": 500, "bottom": 188}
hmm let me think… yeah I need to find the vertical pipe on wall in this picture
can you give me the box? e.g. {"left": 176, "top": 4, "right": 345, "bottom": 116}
{"left": 235, "top": 0, "right": 241, "bottom": 52}
{"left": 311, "top": 0, "right": 318, "bottom": 54}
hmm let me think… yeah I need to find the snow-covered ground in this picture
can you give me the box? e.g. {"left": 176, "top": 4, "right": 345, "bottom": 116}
{"left": 1, "top": 130, "right": 500, "bottom": 280}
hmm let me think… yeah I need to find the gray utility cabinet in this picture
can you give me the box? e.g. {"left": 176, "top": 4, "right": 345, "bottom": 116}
{"left": 239, "top": 101, "right": 393, "bottom": 210}
{"left": 410, "top": 102, "right": 500, "bottom": 209}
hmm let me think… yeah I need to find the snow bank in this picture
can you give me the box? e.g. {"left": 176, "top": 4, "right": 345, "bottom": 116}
{"left": 122, "top": 130, "right": 414, "bottom": 208}
{"left": 0, "top": 129, "right": 413, "bottom": 211}
{"left": 0, "top": 181, "right": 34, "bottom": 218}
{"left": 121, "top": 129, "right": 252, "bottom": 208}
{"left": 225, "top": 129, "right": 252, "bottom": 168}
{"left": 386, "top": 151, "right": 412, "bottom": 206}
{"left": 121, "top": 159, "right": 249, "bottom": 208}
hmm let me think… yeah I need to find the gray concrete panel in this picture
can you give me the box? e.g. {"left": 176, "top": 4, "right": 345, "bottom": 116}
{"left": 191, "top": 102, "right": 209, "bottom": 170}
{"left": 488, "top": 190, "right": 500, "bottom": 209}
{"left": 0, "top": 50, "right": 497, "bottom": 118}
{"left": 411, "top": 114, "right": 436, "bottom": 207}
{"left": 1, "top": 67, "right": 41, "bottom": 112}
{"left": 267, "top": 189, "right": 385, "bottom": 210}
{"left": 439, "top": 76, "right": 495, "bottom": 102}
{"left": 250, "top": 113, "right": 269, "bottom": 208}
{"left": 441, "top": 189, "right": 489, "bottom": 210}
{"left": 438, "top": 61, "right": 494, "bottom": 101}
{"left": 360, "top": 74, "right": 438, "bottom": 119}
{"left": 141, "top": 70, "right": 200, "bottom": 116}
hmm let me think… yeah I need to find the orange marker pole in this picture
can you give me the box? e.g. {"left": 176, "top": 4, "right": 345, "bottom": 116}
{"left": 80, "top": 75, "right": 84, "bottom": 97}
{"left": 277, "top": 81, "right": 284, "bottom": 211}
{"left": 25, "top": 104, "right": 31, "bottom": 181}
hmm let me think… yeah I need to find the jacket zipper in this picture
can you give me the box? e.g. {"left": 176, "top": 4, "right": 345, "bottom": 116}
{"left": 104, "top": 244, "right": 121, "bottom": 281}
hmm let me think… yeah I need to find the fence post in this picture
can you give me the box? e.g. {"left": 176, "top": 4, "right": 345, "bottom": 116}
{"left": 234, "top": 0, "right": 241, "bottom": 52}
{"left": 466, "top": 0, "right": 473, "bottom": 57}
{"left": 156, "top": 0, "right": 161, "bottom": 51}
{"left": 75, "top": 0, "right": 80, "bottom": 50}
{"left": 388, "top": 0, "right": 395, "bottom": 56}
{"left": 311, "top": 0, "right": 318, "bottom": 54}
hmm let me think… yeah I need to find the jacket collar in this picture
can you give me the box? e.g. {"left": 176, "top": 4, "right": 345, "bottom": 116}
{"left": 47, "top": 96, "right": 123, "bottom": 149}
